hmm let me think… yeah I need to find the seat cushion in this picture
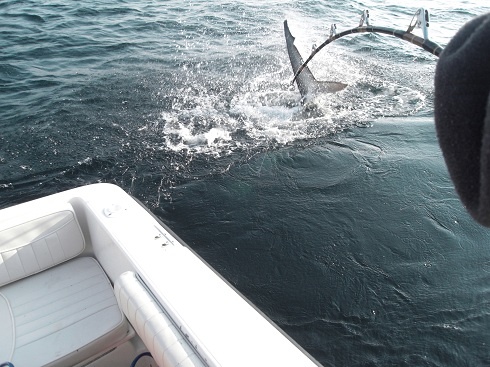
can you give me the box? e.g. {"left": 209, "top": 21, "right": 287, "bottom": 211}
{"left": 0, "top": 257, "right": 131, "bottom": 367}
{"left": 0, "top": 202, "right": 85, "bottom": 287}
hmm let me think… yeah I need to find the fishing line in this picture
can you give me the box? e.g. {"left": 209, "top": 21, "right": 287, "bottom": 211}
{"left": 292, "top": 9, "right": 444, "bottom": 85}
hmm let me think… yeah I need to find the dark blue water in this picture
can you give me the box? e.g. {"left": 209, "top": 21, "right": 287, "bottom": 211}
{"left": 2, "top": 1, "right": 490, "bottom": 365}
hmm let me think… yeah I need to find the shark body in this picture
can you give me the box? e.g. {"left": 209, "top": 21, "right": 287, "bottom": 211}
{"left": 284, "top": 20, "right": 347, "bottom": 102}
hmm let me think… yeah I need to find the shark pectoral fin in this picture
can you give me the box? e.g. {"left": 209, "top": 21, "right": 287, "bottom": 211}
{"left": 315, "top": 81, "right": 348, "bottom": 93}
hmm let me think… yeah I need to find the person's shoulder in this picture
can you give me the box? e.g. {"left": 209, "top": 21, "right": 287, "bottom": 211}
{"left": 434, "top": 13, "right": 490, "bottom": 227}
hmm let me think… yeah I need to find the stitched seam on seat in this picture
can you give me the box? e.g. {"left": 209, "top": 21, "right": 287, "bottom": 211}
{"left": 0, "top": 212, "right": 83, "bottom": 284}
{"left": 13, "top": 270, "right": 106, "bottom": 309}
{"left": 0, "top": 252, "right": 12, "bottom": 283}
{"left": 18, "top": 249, "right": 26, "bottom": 276}
{"left": 33, "top": 213, "right": 77, "bottom": 242}
{"left": 16, "top": 285, "right": 115, "bottom": 328}
{"left": 16, "top": 303, "right": 121, "bottom": 349}
{"left": 0, "top": 291, "right": 15, "bottom": 361}
{"left": 0, "top": 211, "right": 77, "bottom": 245}
{"left": 56, "top": 232, "right": 66, "bottom": 260}
{"left": 13, "top": 259, "right": 120, "bottom": 348}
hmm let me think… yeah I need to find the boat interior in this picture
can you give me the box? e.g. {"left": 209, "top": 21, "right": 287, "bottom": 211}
{"left": 0, "top": 183, "right": 319, "bottom": 367}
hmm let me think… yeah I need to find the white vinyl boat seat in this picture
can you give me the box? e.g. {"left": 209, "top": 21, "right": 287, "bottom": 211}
{"left": 0, "top": 203, "right": 131, "bottom": 367}
{"left": 0, "top": 257, "right": 131, "bottom": 367}
{"left": 0, "top": 202, "right": 85, "bottom": 287}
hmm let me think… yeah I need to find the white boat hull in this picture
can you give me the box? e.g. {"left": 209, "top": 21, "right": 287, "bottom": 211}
{"left": 0, "top": 183, "right": 319, "bottom": 367}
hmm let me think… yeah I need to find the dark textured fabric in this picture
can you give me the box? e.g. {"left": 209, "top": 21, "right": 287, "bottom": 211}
{"left": 434, "top": 13, "right": 490, "bottom": 226}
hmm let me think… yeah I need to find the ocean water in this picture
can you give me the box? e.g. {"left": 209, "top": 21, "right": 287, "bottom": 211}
{"left": 1, "top": 0, "right": 490, "bottom": 365}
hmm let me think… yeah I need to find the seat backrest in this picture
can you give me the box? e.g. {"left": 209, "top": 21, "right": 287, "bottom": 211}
{"left": 0, "top": 202, "right": 85, "bottom": 287}
{"left": 114, "top": 271, "right": 206, "bottom": 367}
